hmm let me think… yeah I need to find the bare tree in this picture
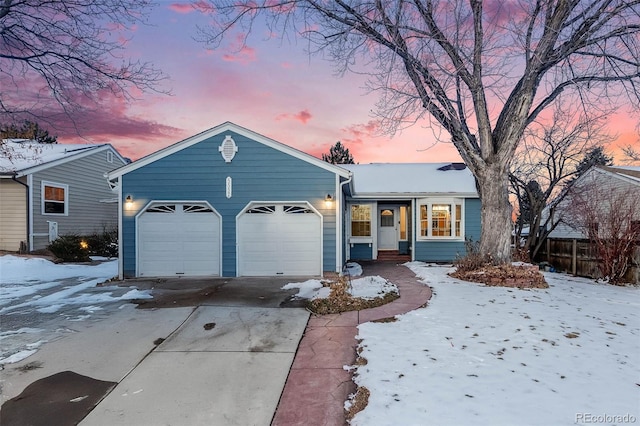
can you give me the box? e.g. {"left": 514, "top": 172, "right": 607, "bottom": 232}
{"left": 199, "top": 0, "right": 640, "bottom": 264}
{"left": 0, "top": 0, "right": 167, "bottom": 125}
{"left": 622, "top": 144, "right": 640, "bottom": 164}
{"left": 562, "top": 172, "right": 640, "bottom": 284}
{"left": 510, "top": 106, "right": 613, "bottom": 260}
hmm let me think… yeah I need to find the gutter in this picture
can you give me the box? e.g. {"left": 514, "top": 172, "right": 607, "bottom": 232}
{"left": 11, "top": 173, "right": 30, "bottom": 252}
{"left": 338, "top": 173, "right": 353, "bottom": 274}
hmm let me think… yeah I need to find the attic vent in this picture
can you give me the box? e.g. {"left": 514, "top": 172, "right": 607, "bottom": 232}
{"left": 219, "top": 135, "right": 238, "bottom": 163}
{"left": 438, "top": 162, "right": 467, "bottom": 171}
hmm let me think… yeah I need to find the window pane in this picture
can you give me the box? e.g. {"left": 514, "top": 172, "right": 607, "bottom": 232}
{"left": 380, "top": 209, "right": 394, "bottom": 227}
{"left": 45, "top": 201, "right": 65, "bottom": 214}
{"left": 455, "top": 204, "right": 462, "bottom": 237}
{"left": 45, "top": 185, "right": 65, "bottom": 202}
{"left": 420, "top": 205, "right": 428, "bottom": 237}
{"left": 432, "top": 204, "right": 451, "bottom": 236}
{"left": 351, "top": 205, "right": 371, "bottom": 237}
{"left": 399, "top": 206, "right": 407, "bottom": 240}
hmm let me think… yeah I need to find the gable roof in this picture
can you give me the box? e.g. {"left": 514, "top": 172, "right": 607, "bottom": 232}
{"left": 107, "top": 122, "right": 351, "bottom": 180}
{"left": 341, "top": 163, "right": 478, "bottom": 197}
{"left": 0, "top": 139, "right": 124, "bottom": 177}
{"left": 599, "top": 165, "right": 640, "bottom": 184}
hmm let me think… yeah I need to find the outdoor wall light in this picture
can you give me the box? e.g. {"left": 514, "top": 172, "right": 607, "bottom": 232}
{"left": 324, "top": 193, "right": 334, "bottom": 207}
{"left": 125, "top": 195, "right": 133, "bottom": 209}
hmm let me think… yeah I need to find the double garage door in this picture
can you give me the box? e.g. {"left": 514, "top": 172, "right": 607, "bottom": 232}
{"left": 137, "top": 202, "right": 321, "bottom": 277}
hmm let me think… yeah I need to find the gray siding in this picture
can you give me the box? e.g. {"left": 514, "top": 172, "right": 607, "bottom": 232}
{"left": 414, "top": 198, "right": 481, "bottom": 262}
{"left": 31, "top": 149, "right": 125, "bottom": 250}
{"left": 122, "top": 130, "right": 338, "bottom": 277}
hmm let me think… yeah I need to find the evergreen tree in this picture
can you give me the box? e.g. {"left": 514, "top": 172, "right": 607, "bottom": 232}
{"left": 567, "top": 146, "right": 613, "bottom": 186}
{"left": 322, "top": 141, "right": 354, "bottom": 164}
{"left": 0, "top": 121, "right": 57, "bottom": 143}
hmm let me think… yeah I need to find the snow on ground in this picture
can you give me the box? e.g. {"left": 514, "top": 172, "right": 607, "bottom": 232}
{"left": 349, "top": 262, "right": 640, "bottom": 426}
{"left": 284, "top": 275, "right": 397, "bottom": 300}
{"left": 0, "top": 255, "right": 152, "bottom": 364}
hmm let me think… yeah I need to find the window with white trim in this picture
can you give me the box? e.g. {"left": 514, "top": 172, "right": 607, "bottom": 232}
{"left": 42, "top": 182, "right": 68, "bottom": 215}
{"left": 418, "top": 199, "right": 464, "bottom": 239}
{"left": 351, "top": 204, "right": 372, "bottom": 237}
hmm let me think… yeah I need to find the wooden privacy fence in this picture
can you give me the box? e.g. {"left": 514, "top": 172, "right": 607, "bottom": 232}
{"left": 535, "top": 238, "right": 640, "bottom": 284}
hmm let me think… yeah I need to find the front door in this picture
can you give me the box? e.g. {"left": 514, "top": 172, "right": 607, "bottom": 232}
{"left": 378, "top": 207, "right": 398, "bottom": 250}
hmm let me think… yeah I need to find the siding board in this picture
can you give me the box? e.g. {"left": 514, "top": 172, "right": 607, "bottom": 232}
{"left": 31, "top": 149, "right": 126, "bottom": 250}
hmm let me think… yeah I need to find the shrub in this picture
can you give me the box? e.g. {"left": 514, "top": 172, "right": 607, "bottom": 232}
{"left": 48, "top": 235, "right": 91, "bottom": 262}
{"left": 85, "top": 229, "right": 118, "bottom": 257}
{"left": 454, "top": 239, "right": 493, "bottom": 273}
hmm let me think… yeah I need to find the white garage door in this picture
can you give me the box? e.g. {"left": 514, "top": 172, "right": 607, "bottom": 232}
{"left": 238, "top": 203, "right": 322, "bottom": 276}
{"left": 138, "top": 203, "right": 221, "bottom": 277}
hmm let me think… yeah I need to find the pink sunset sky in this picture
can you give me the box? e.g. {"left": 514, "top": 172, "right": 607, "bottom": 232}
{"left": 49, "top": 3, "right": 639, "bottom": 164}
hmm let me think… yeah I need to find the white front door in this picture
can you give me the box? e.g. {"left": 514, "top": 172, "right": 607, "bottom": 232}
{"left": 378, "top": 207, "right": 398, "bottom": 250}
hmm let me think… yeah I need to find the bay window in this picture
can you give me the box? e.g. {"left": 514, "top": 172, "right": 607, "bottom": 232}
{"left": 418, "top": 199, "right": 463, "bottom": 239}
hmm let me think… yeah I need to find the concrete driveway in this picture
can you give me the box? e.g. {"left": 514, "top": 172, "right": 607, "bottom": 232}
{"left": 1, "top": 277, "right": 311, "bottom": 426}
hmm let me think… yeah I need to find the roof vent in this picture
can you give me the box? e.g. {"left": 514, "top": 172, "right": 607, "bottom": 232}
{"left": 219, "top": 135, "right": 238, "bottom": 163}
{"left": 438, "top": 162, "right": 467, "bottom": 171}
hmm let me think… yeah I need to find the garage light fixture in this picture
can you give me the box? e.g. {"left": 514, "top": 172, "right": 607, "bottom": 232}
{"left": 125, "top": 195, "right": 133, "bottom": 209}
{"left": 324, "top": 194, "right": 334, "bottom": 207}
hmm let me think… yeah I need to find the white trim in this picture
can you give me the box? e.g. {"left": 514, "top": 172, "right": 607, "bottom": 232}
{"left": 235, "top": 200, "right": 323, "bottom": 277}
{"left": 14, "top": 145, "right": 125, "bottom": 177}
{"left": 411, "top": 198, "right": 416, "bottom": 261}
{"left": 108, "top": 122, "right": 351, "bottom": 180}
{"left": 416, "top": 197, "right": 465, "bottom": 241}
{"left": 27, "top": 174, "right": 33, "bottom": 251}
{"left": 348, "top": 192, "right": 478, "bottom": 199}
{"left": 134, "top": 200, "right": 223, "bottom": 277}
{"left": 41, "top": 181, "right": 69, "bottom": 216}
{"left": 117, "top": 177, "right": 123, "bottom": 280}
{"left": 335, "top": 174, "right": 341, "bottom": 273}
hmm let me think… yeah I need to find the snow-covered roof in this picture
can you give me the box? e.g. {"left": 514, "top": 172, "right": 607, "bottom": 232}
{"left": 603, "top": 165, "right": 640, "bottom": 183}
{"left": 342, "top": 163, "right": 478, "bottom": 197}
{"left": 0, "top": 139, "right": 115, "bottom": 176}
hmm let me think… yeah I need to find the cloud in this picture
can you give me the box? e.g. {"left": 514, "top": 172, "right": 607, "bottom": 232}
{"left": 276, "top": 109, "right": 313, "bottom": 124}
{"left": 219, "top": 33, "right": 258, "bottom": 64}
{"left": 341, "top": 120, "right": 380, "bottom": 145}
{"left": 168, "top": 2, "right": 213, "bottom": 14}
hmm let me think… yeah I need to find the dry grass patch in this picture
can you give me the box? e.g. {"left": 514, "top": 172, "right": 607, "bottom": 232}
{"left": 345, "top": 386, "right": 370, "bottom": 421}
{"left": 451, "top": 264, "right": 549, "bottom": 289}
{"left": 307, "top": 277, "right": 399, "bottom": 314}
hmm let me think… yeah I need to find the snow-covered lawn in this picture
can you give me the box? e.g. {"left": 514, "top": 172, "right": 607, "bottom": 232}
{"left": 0, "top": 255, "right": 151, "bottom": 365}
{"left": 349, "top": 262, "right": 640, "bottom": 426}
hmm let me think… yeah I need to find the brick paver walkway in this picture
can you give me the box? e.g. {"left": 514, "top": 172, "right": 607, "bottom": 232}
{"left": 272, "top": 261, "right": 432, "bottom": 426}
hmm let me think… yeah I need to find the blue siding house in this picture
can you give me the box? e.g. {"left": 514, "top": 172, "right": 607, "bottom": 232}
{"left": 107, "top": 122, "right": 480, "bottom": 279}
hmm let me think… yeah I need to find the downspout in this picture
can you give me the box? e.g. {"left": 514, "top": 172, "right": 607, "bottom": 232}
{"left": 11, "top": 174, "right": 30, "bottom": 252}
{"left": 338, "top": 173, "right": 353, "bottom": 275}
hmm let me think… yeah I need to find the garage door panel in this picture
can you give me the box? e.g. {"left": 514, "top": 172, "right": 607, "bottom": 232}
{"left": 138, "top": 203, "right": 220, "bottom": 277}
{"left": 238, "top": 203, "right": 321, "bottom": 276}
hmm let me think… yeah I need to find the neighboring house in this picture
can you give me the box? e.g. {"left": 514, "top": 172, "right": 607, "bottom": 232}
{"left": 106, "top": 122, "right": 480, "bottom": 279}
{"left": 546, "top": 165, "right": 640, "bottom": 240}
{"left": 539, "top": 165, "right": 640, "bottom": 281}
{"left": 0, "top": 139, "right": 127, "bottom": 252}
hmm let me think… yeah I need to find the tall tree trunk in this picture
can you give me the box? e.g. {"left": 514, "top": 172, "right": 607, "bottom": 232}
{"left": 476, "top": 162, "right": 513, "bottom": 264}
